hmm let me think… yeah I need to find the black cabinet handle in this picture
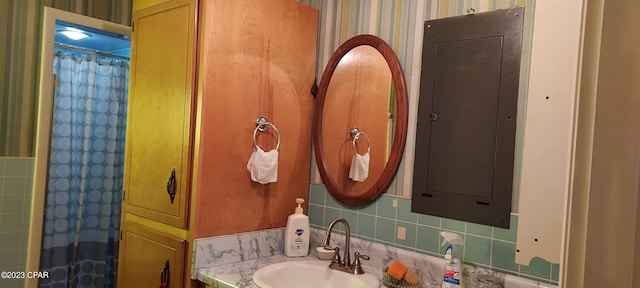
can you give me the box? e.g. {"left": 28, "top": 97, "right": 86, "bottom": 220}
{"left": 159, "top": 259, "right": 169, "bottom": 288}
{"left": 166, "top": 169, "right": 176, "bottom": 204}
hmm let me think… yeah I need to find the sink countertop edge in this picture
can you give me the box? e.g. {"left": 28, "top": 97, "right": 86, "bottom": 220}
{"left": 197, "top": 254, "right": 340, "bottom": 288}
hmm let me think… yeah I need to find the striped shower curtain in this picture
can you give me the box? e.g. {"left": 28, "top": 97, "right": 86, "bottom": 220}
{"left": 40, "top": 51, "right": 128, "bottom": 288}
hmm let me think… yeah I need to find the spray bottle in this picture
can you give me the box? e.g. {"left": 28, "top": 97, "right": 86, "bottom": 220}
{"left": 441, "top": 231, "right": 464, "bottom": 288}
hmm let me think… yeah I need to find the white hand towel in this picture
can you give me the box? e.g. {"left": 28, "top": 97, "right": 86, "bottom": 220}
{"left": 247, "top": 147, "right": 279, "bottom": 184}
{"left": 349, "top": 151, "right": 370, "bottom": 182}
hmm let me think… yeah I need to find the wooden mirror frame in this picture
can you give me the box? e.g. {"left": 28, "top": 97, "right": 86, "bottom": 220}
{"left": 313, "top": 34, "right": 408, "bottom": 206}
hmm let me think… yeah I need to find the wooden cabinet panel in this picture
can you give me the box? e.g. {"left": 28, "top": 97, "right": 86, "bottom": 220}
{"left": 123, "top": 0, "right": 196, "bottom": 228}
{"left": 193, "top": 0, "right": 318, "bottom": 237}
{"left": 118, "top": 221, "right": 186, "bottom": 288}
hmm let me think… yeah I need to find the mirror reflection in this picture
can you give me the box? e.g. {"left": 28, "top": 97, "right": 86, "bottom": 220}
{"left": 321, "top": 45, "right": 395, "bottom": 196}
{"left": 314, "top": 34, "right": 408, "bottom": 206}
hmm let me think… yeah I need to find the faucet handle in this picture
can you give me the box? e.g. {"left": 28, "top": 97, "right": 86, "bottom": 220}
{"left": 325, "top": 246, "right": 341, "bottom": 266}
{"left": 352, "top": 252, "right": 370, "bottom": 275}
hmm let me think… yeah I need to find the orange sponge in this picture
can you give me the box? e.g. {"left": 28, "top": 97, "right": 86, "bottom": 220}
{"left": 387, "top": 260, "right": 408, "bottom": 280}
{"left": 404, "top": 270, "right": 420, "bottom": 285}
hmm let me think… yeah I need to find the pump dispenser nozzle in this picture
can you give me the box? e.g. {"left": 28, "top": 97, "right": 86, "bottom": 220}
{"left": 295, "top": 198, "right": 304, "bottom": 214}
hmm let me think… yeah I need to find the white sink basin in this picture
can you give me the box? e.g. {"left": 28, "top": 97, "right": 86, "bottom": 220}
{"left": 252, "top": 260, "right": 379, "bottom": 288}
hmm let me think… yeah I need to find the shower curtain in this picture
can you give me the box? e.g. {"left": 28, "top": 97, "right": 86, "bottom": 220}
{"left": 40, "top": 51, "right": 128, "bottom": 288}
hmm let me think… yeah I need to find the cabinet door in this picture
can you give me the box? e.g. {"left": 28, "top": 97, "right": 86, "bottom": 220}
{"left": 118, "top": 221, "right": 186, "bottom": 288}
{"left": 123, "top": 0, "right": 196, "bottom": 228}
{"left": 411, "top": 8, "right": 524, "bottom": 228}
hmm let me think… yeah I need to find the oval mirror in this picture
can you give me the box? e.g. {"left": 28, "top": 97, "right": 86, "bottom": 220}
{"left": 313, "top": 34, "right": 408, "bottom": 206}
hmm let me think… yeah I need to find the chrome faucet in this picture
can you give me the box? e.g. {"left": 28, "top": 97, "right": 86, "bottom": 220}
{"left": 320, "top": 217, "right": 369, "bottom": 274}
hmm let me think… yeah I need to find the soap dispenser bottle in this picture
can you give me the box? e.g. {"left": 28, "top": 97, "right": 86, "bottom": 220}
{"left": 284, "top": 198, "right": 310, "bottom": 257}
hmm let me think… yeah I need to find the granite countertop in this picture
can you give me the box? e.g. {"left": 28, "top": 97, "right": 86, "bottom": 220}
{"left": 196, "top": 254, "right": 316, "bottom": 288}
{"left": 196, "top": 253, "right": 384, "bottom": 288}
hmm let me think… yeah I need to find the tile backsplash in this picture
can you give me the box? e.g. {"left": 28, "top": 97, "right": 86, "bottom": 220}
{"left": 308, "top": 184, "right": 559, "bottom": 285}
{"left": 0, "top": 157, "right": 34, "bottom": 288}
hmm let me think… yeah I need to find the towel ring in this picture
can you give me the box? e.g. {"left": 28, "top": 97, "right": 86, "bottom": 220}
{"left": 350, "top": 127, "right": 370, "bottom": 155}
{"left": 253, "top": 116, "right": 281, "bottom": 151}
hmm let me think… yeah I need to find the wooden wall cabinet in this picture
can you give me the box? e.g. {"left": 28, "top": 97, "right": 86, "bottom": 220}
{"left": 122, "top": 0, "right": 195, "bottom": 228}
{"left": 118, "top": 0, "right": 318, "bottom": 287}
{"left": 119, "top": 0, "right": 197, "bottom": 287}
